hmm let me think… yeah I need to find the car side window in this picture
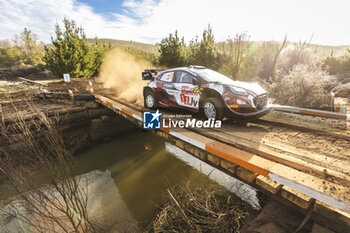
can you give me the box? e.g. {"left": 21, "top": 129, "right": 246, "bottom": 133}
{"left": 175, "top": 71, "right": 195, "bottom": 83}
{"left": 159, "top": 72, "right": 174, "bottom": 82}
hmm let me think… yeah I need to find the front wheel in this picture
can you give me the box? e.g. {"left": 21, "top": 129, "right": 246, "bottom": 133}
{"left": 202, "top": 97, "right": 224, "bottom": 121}
{"left": 144, "top": 91, "right": 157, "bottom": 109}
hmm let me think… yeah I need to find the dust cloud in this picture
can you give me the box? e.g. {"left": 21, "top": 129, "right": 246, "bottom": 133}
{"left": 98, "top": 48, "right": 151, "bottom": 106}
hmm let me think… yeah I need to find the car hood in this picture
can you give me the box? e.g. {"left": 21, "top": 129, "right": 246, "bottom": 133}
{"left": 210, "top": 80, "right": 267, "bottom": 96}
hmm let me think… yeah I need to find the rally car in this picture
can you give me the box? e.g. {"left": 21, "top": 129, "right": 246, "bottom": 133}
{"left": 142, "top": 66, "right": 270, "bottom": 120}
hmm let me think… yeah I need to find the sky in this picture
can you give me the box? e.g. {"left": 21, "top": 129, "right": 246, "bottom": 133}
{"left": 0, "top": 0, "right": 350, "bottom": 46}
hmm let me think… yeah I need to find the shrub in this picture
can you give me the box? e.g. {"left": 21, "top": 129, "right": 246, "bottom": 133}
{"left": 0, "top": 47, "right": 22, "bottom": 68}
{"left": 44, "top": 18, "right": 110, "bottom": 78}
{"left": 266, "top": 64, "right": 337, "bottom": 109}
{"left": 322, "top": 54, "right": 350, "bottom": 81}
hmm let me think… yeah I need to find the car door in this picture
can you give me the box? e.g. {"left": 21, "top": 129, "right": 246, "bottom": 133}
{"left": 173, "top": 71, "right": 200, "bottom": 110}
{"left": 157, "top": 71, "right": 177, "bottom": 106}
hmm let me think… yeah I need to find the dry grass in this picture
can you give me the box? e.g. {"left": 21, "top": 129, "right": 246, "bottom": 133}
{"left": 0, "top": 100, "right": 99, "bottom": 232}
{"left": 147, "top": 183, "right": 257, "bottom": 233}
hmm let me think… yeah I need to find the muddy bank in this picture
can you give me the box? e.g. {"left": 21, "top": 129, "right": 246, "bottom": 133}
{"left": 0, "top": 96, "right": 138, "bottom": 156}
{"left": 0, "top": 67, "right": 41, "bottom": 80}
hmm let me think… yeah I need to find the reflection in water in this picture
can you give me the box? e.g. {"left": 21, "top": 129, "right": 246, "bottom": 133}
{"left": 165, "top": 142, "right": 259, "bottom": 208}
{"left": 85, "top": 171, "right": 139, "bottom": 232}
{"left": 0, "top": 170, "right": 138, "bottom": 233}
{"left": 73, "top": 131, "right": 218, "bottom": 228}
{"left": 0, "top": 131, "right": 258, "bottom": 232}
{"left": 74, "top": 131, "right": 258, "bottom": 230}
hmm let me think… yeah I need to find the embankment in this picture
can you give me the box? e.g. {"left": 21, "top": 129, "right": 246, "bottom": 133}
{"left": 0, "top": 95, "right": 138, "bottom": 157}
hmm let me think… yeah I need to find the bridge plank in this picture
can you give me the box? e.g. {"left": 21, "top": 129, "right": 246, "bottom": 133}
{"left": 256, "top": 175, "right": 283, "bottom": 194}
{"left": 281, "top": 186, "right": 313, "bottom": 209}
{"left": 95, "top": 95, "right": 350, "bottom": 214}
{"left": 190, "top": 126, "right": 350, "bottom": 186}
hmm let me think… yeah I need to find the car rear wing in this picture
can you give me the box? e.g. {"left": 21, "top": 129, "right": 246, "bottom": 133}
{"left": 142, "top": 69, "right": 164, "bottom": 80}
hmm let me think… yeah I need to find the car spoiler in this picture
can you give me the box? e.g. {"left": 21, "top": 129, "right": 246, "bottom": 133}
{"left": 142, "top": 69, "right": 164, "bottom": 80}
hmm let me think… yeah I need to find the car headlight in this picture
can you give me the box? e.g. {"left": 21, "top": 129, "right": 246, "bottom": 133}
{"left": 230, "top": 86, "right": 248, "bottom": 96}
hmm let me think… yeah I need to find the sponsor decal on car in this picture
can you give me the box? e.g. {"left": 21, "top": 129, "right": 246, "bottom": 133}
{"left": 165, "top": 89, "right": 180, "bottom": 95}
{"left": 180, "top": 93, "right": 198, "bottom": 107}
{"left": 181, "top": 86, "right": 194, "bottom": 93}
{"left": 237, "top": 99, "right": 247, "bottom": 105}
{"left": 163, "top": 83, "right": 173, "bottom": 89}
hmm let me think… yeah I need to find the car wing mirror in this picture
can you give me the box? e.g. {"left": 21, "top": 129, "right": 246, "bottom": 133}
{"left": 142, "top": 71, "right": 152, "bottom": 80}
{"left": 192, "top": 79, "right": 199, "bottom": 85}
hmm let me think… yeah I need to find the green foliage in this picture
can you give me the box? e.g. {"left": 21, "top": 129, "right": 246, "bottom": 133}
{"left": 96, "top": 38, "right": 158, "bottom": 54}
{"left": 322, "top": 53, "right": 350, "bottom": 80}
{"left": 122, "top": 46, "right": 157, "bottom": 64}
{"left": 322, "top": 56, "right": 342, "bottom": 75}
{"left": 89, "top": 38, "right": 158, "bottom": 65}
{"left": 341, "top": 55, "right": 350, "bottom": 79}
{"left": 0, "top": 47, "right": 22, "bottom": 68}
{"left": 158, "top": 30, "right": 187, "bottom": 67}
{"left": 44, "top": 18, "right": 110, "bottom": 78}
{"left": 157, "top": 26, "right": 219, "bottom": 69}
{"left": 190, "top": 25, "right": 218, "bottom": 69}
{"left": 0, "top": 28, "right": 45, "bottom": 68}
{"left": 217, "top": 32, "right": 252, "bottom": 79}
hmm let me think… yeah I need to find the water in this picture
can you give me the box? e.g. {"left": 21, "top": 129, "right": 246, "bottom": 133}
{"left": 73, "top": 131, "right": 258, "bottom": 230}
{"left": 73, "top": 131, "right": 218, "bottom": 229}
{"left": 0, "top": 131, "right": 258, "bottom": 232}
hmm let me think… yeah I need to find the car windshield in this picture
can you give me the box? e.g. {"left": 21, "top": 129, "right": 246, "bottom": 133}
{"left": 195, "top": 69, "right": 235, "bottom": 85}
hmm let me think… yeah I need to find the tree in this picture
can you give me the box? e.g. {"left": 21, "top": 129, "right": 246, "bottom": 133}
{"left": 218, "top": 32, "right": 252, "bottom": 79}
{"left": 0, "top": 29, "right": 45, "bottom": 68}
{"left": 191, "top": 25, "right": 218, "bottom": 69}
{"left": 44, "top": 18, "right": 110, "bottom": 78}
{"left": 158, "top": 30, "right": 187, "bottom": 67}
{"left": 258, "top": 35, "right": 287, "bottom": 80}
{"left": 14, "top": 28, "right": 44, "bottom": 66}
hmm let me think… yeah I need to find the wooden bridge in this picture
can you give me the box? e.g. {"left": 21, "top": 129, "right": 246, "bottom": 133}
{"left": 94, "top": 93, "right": 350, "bottom": 233}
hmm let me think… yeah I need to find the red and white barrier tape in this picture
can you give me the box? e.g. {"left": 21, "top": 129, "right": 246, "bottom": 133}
{"left": 271, "top": 104, "right": 350, "bottom": 121}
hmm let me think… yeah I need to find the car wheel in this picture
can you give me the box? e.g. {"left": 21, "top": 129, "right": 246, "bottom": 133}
{"left": 202, "top": 97, "right": 224, "bottom": 121}
{"left": 144, "top": 91, "right": 157, "bottom": 109}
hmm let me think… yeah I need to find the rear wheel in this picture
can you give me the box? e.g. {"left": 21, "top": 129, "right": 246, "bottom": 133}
{"left": 202, "top": 97, "right": 224, "bottom": 121}
{"left": 144, "top": 91, "right": 157, "bottom": 109}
